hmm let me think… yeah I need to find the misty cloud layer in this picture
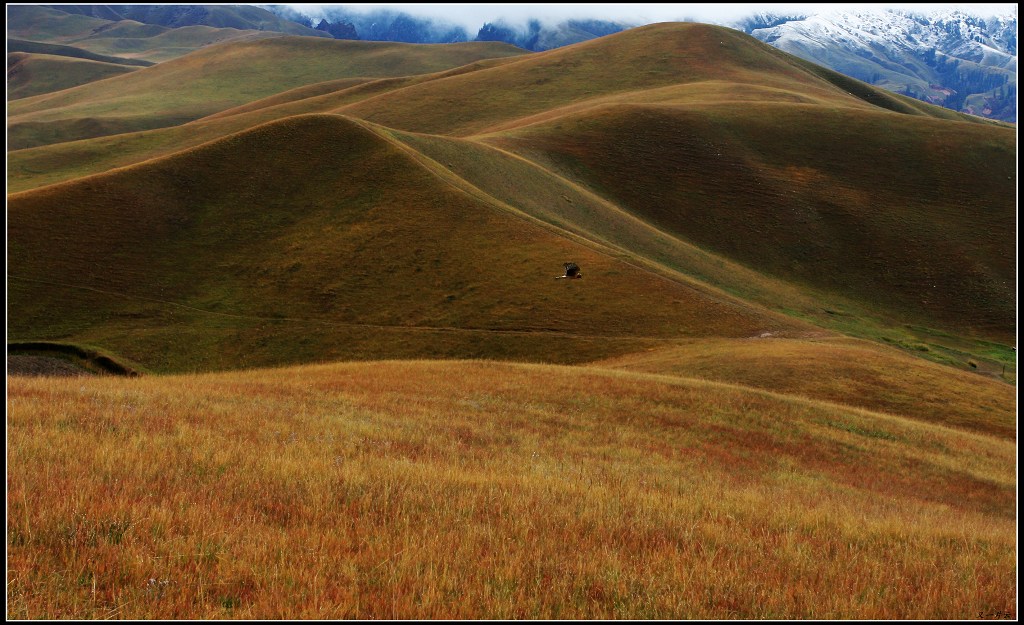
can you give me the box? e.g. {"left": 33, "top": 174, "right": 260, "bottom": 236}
{"left": 266, "top": 3, "right": 1017, "bottom": 35}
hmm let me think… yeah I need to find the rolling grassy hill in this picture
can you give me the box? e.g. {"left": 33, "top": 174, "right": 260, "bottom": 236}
{"left": 592, "top": 337, "right": 1016, "bottom": 439}
{"left": 8, "top": 113, "right": 805, "bottom": 373}
{"left": 6, "top": 18, "right": 1017, "bottom": 620}
{"left": 6, "top": 4, "right": 284, "bottom": 64}
{"left": 333, "top": 22, "right": 994, "bottom": 136}
{"left": 6, "top": 5, "right": 117, "bottom": 43}
{"left": 7, "top": 22, "right": 1015, "bottom": 370}
{"left": 7, "top": 51, "right": 142, "bottom": 100}
{"left": 7, "top": 36, "right": 527, "bottom": 150}
{"left": 482, "top": 101, "right": 1016, "bottom": 345}
{"left": 7, "top": 4, "right": 328, "bottom": 63}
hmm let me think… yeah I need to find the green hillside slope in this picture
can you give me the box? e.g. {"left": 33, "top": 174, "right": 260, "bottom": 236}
{"left": 6, "top": 21, "right": 1015, "bottom": 376}
{"left": 8, "top": 37, "right": 527, "bottom": 150}
{"left": 8, "top": 114, "right": 805, "bottom": 372}
{"left": 7, "top": 52, "right": 141, "bottom": 100}
{"left": 7, "top": 38, "right": 155, "bottom": 66}
{"left": 6, "top": 5, "right": 284, "bottom": 63}
{"left": 6, "top": 5, "right": 115, "bottom": 42}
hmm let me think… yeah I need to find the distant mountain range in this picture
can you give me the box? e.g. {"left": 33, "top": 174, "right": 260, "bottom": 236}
{"left": 738, "top": 10, "right": 1017, "bottom": 122}
{"left": 42, "top": 4, "right": 329, "bottom": 37}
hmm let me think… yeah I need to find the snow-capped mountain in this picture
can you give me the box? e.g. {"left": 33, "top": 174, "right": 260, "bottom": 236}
{"left": 735, "top": 9, "right": 1017, "bottom": 121}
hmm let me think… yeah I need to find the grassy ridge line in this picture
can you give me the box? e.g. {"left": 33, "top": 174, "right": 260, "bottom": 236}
{"left": 6, "top": 3, "right": 314, "bottom": 63}
{"left": 591, "top": 337, "right": 1016, "bottom": 439}
{"left": 465, "top": 82, "right": 830, "bottom": 137}
{"left": 41, "top": 4, "right": 332, "bottom": 40}
{"left": 199, "top": 56, "right": 525, "bottom": 123}
{"left": 7, "top": 38, "right": 155, "bottom": 66}
{"left": 332, "top": 22, "right": 975, "bottom": 137}
{"left": 62, "top": 25, "right": 285, "bottom": 64}
{"left": 7, "top": 77, "right": 434, "bottom": 194}
{"left": 7, "top": 62, "right": 520, "bottom": 194}
{"left": 7, "top": 360, "right": 1015, "bottom": 618}
{"left": 357, "top": 119, "right": 819, "bottom": 332}
{"left": 7, "top": 37, "right": 529, "bottom": 120}
{"left": 5, "top": 52, "right": 536, "bottom": 193}
{"left": 197, "top": 77, "right": 378, "bottom": 120}
{"left": 391, "top": 127, "right": 846, "bottom": 328}
{"left": 5, "top": 5, "right": 116, "bottom": 43}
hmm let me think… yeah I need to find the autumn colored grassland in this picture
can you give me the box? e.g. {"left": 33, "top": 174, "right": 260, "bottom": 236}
{"left": 6, "top": 360, "right": 1016, "bottom": 620}
{"left": 7, "top": 19, "right": 1017, "bottom": 622}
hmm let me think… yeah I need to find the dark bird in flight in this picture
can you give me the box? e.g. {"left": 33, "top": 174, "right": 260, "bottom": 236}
{"left": 556, "top": 262, "right": 583, "bottom": 279}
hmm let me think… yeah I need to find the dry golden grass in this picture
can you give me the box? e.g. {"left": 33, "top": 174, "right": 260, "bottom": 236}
{"left": 593, "top": 337, "right": 1017, "bottom": 439}
{"left": 7, "top": 360, "right": 1016, "bottom": 619}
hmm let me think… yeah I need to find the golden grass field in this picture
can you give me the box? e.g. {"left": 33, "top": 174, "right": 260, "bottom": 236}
{"left": 7, "top": 17, "right": 1017, "bottom": 621}
{"left": 6, "top": 360, "right": 1017, "bottom": 619}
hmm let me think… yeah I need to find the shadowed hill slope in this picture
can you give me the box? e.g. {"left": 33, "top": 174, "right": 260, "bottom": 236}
{"left": 7, "top": 36, "right": 527, "bottom": 149}
{"left": 482, "top": 102, "right": 1016, "bottom": 344}
{"left": 7, "top": 114, "right": 805, "bottom": 373}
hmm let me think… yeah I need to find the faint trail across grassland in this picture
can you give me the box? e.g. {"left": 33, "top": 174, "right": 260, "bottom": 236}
{"left": 7, "top": 274, "right": 664, "bottom": 342}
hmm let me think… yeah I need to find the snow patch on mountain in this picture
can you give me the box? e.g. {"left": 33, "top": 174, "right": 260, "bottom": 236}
{"left": 735, "top": 8, "right": 1017, "bottom": 121}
